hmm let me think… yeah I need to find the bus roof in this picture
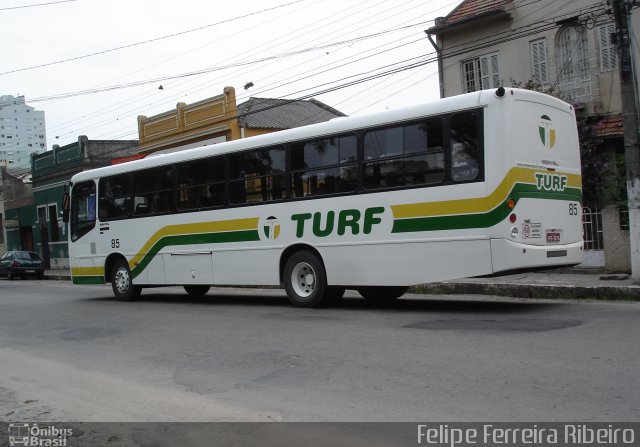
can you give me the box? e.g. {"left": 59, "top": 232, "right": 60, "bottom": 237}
{"left": 70, "top": 88, "right": 572, "bottom": 184}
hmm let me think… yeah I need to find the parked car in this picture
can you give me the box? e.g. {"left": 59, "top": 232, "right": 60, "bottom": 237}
{"left": 0, "top": 251, "right": 45, "bottom": 280}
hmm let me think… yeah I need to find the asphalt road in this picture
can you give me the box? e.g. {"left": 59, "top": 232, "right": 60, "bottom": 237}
{"left": 1, "top": 279, "right": 639, "bottom": 423}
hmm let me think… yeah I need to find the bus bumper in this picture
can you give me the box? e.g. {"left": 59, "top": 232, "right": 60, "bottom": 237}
{"left": 491, "top": 239, "right": 583, "bottom": 273}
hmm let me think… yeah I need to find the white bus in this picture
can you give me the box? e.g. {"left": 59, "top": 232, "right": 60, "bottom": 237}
{"left": 67, "top": 88, "right": 583, "bottom": 307}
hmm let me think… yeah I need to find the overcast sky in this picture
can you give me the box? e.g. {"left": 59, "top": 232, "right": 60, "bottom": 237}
{"left": 1, "top": 0, "right": 459, "bottom": 148}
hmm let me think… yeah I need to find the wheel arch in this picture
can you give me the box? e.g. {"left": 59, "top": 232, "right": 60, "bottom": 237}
{"left": 279, "top": 244, "right": 325, "bottom": 284}
{"left": 104, "top": 252, "right": 128, "bottom": 283}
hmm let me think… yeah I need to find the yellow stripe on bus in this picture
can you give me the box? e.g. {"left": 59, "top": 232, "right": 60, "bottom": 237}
{"left": 128, "top": 217, "right": 260, "bottom": 267}
{"left": 71, "top": 266, "right": 105, "bottom": 276}
{"left": 391, "top": 167, "right": 581, "bottom": 219}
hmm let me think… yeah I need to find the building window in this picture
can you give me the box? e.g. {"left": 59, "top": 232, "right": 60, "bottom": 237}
{"left": 48, "top": 204, "right": 60, "bottom": 242}
{"left": 556, "top": 25, "right": 591, "bottom": 99}
{"left": 598, "top": 23, "right": 618, "bottom": 72}
{"left": 530, "top": 39, "right": 549, "bottom": 84}
{"left": 461, "top": 53, "right": 501, "bottom": 93}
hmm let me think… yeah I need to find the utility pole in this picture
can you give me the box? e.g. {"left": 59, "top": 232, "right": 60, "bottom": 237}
{"left": 612, "top": 0, "right": 640, "bottom": 282}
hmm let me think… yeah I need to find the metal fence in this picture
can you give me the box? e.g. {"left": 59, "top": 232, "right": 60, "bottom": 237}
{"left": 582, "top": 207, "right": 604, "bottom": 251}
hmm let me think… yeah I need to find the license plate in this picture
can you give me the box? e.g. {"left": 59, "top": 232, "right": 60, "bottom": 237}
{"left": 546, "top": 232, "right": 561, "bottom": 243}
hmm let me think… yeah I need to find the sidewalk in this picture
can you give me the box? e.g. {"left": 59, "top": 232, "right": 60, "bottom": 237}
{"left": 412, "top": 268, "right": 640, "bottom": 301}
{"left": 44, "top": 267, "right": 640, "bottom": 301}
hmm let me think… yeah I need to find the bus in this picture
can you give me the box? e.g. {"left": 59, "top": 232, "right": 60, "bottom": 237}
{"left": 67, "top": 87, "right": 583, "bottom": 307}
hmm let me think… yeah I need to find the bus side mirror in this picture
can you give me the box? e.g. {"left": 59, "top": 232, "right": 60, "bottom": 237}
{"left": 62, "top": 193, "right": 70, "bottom": 223}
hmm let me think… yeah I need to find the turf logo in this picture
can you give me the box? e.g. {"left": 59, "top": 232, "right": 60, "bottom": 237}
{"left": 539, "top": 115, "right": 556, "bottom": 149}
{"left": 263, "top": 216, "right": 281, "bottom": 240}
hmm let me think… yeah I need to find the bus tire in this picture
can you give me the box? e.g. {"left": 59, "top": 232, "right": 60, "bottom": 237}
{"left": 184, "top": 285, "right": 211, "bottom": 297}
{"left": 284, "top": 250, "right": 336, "bottom": 308}
{"left": 111, "top": 259, "right": 141, "bottom": 301}
{"left": 358, "top": 286, "right": 409, "bottom": 302}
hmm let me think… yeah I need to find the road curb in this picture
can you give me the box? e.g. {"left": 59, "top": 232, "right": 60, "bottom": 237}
{"left": 411, "top": 282, "right": 640, "bottom": 301}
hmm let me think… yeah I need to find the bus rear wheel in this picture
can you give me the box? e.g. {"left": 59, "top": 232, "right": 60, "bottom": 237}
{"left": 284, "top": 251, "right": 338, "bottom": 308}
{"left": 184, "top": 285, "right": 211, "bottom": 297}
{"left": 357, "top": 286, "right": 409, "bottom": 303}
{"left": 111, "top": 259, "right": 141, "bottom": 301}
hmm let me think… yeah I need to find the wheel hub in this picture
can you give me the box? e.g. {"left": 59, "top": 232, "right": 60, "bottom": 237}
{"left": 291, "top": 262, "right": 316, "bottom": 298}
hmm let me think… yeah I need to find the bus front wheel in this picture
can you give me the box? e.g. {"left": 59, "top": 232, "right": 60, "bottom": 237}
{"left": 357, "top": 286, "right": 408, "bottom": 303}
{"left": 284, "top": 251, "right": 338, "bottom": 308}
{"left": 111, "top": 259, "right": 141, "bottom": 301}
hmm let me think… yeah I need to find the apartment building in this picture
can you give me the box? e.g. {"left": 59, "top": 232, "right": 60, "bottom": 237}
{"left": 0, "top": 95, "right": 47, "bottom": 171}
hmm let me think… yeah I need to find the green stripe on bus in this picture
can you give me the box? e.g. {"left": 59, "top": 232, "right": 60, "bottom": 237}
{"left": 130, "top": 229, "right": 260, "bottom": 278}
{"left": 392, "top": 185, "right": 582, "bottom": 233}
{"left": 72, "top": 276, "right": 105, "bottom": 285}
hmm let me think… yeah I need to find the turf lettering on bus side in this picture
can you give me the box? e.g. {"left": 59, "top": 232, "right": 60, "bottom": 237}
{"left": 291, "top": 207, "right": 385, "bottom": 238}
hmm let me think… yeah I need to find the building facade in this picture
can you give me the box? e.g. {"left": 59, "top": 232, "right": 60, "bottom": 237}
{"left": 427, "top": 0, "right": 640, "bottom": 109}
{"left": 136, "top": 86, "right": 346, "bottom": 156}
{"left": 0, "top": 95, "right": 46, "bottom": 171}
{"left": 3, "top": 136, "right": 137, "bottom": 267}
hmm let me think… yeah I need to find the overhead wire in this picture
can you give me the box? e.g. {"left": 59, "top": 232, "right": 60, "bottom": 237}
{"left": 45, "top": 0, "right": 442, "bottom": 139}
{"left": 0, "top": 0, "right": 76, "bottom": 11}
{"left": 88, "top": 0, "right": 612, "bottom": 148}
{"left": 83, "top": 1, "right": 611, "bottom": 145}
{"left": 9, "top": 0, "right": 612, "bottom": 156}
{"left": 0, "top": 0, "right": 308, "bottom": 76}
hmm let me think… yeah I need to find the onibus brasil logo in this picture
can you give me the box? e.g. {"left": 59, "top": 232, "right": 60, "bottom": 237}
{"left": 539, "top": 114, "right": 556, "bottom": 149}
{"left": 263, "top": 216, "right": 281, "bottom": 240}
{"left": 8, "top": 423, "right": 73, "bottom": 446}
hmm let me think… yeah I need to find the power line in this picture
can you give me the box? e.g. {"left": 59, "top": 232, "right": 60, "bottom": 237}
{"left": 0, "top": 0, "right": 76, "bottom": 11}
{"left": 42, "top": 0, "right": 455, "bottom": 140}
{"left": 0, "top": 0, "right": 307, "bottom": 76}
{"left": 28, "top": 22, "right": 434, "bottom": 103}
{"left": 89, "top": 2, "right": 612, "bottom": 147}
{"left": 37, "top": 0, "right": 609, "bottom": 150}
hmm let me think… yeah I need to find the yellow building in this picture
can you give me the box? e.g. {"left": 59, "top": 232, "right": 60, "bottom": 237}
{"left": 137, "top": 86, "right": 345, "bottom": 156}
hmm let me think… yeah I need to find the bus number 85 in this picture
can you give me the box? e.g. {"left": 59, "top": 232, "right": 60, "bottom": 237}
{"left": 569, "top": 203, "right": 579, "bottom": 216}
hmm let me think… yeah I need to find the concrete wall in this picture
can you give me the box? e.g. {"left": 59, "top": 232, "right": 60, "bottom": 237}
{"left": 602, "top": 205, "right": 631, "bottom": 272}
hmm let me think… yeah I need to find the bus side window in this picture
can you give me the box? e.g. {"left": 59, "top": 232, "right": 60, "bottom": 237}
{"left": 363, "top": 119, "right": 444, "bottom": 190}
{"left": 99, "top": 174, "right": 132, "bottom": 220}
{"left": 133, "top": 166, "right": 175, "bottom": 215}
{"left": 290, "top": 135, "right": 357, "bottom": 198}
{"left": 229, "top": 147, "right": 286, "bottom": 204}
{"left": 450, "top": 111, "right": 480, "bottom": 182}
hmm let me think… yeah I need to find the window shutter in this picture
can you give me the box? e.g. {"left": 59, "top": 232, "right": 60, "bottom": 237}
{"left": 530, "top": 40, "right": 548, "bottom": 84}
{"left": 599, "top": 23, "right": 617, "bottom": 71}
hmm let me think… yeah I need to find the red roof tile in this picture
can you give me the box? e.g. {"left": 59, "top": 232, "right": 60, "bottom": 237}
{"left": 595, "top": 115, "right": 624, "bottom": 137}
{"left": 443, "top": 0, "right": 511, "bottom": 26}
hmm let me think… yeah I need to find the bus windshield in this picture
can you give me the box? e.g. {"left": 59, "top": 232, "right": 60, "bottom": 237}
{"left": 70, "top": 180, "right": 96, "bottom": 242}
